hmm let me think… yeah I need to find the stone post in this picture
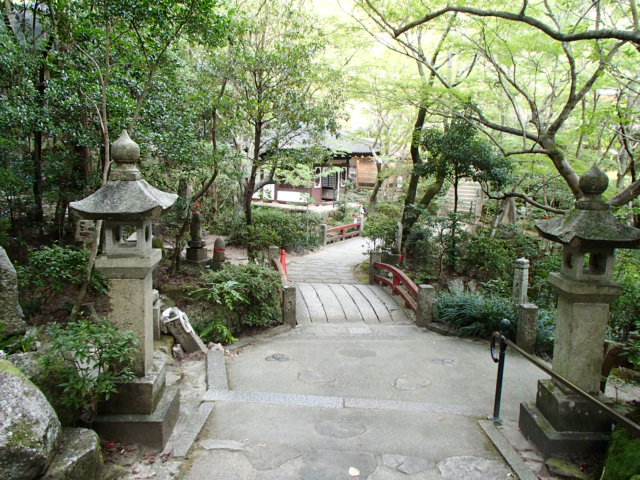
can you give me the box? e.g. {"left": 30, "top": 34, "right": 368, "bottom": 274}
{"left": 283, "top": 285, "right": 296, "bottom": 328}
{"left": 320, "top": 224, "right": 328, "bottom": 246}
{"left": 416, "top": 285, "right": 436, "bottom": 327}
{"left": 516, "top": 303, "right": 538, "bottom": 354}
{"left": 369, "top": 251, "right": 382, "bottom": 284}
{"left": 152, "top": 289, "right": 161, "bottom": 341}
{"left": 512, "top": 258, "right": 529, "bottom": 305}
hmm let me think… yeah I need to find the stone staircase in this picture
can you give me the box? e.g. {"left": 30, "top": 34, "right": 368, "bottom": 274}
{"left": 437, "top": 180, "right": 483, "bottom": 218}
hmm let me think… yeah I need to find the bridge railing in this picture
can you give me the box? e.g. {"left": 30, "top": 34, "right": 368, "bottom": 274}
{"left": 320, "top": 220, "right": 362, "bottom": 245}
{"left": 369, "top": 251, "right": 436, "bottom": 327}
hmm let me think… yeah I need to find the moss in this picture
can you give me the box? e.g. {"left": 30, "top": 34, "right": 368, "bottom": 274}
{"left": 0, "top": 359, "right": 28, "bottom": 380}
{"left": 5, "top": 420, "right": 39, "bottom": 450}
{"left": 602, "top": 425, "right": 640, "bottom": 480}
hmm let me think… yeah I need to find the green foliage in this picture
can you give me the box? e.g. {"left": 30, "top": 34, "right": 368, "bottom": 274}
{"left": 196, "top": 316, "right": 237, "bottom": 345}
{"left": 362, "top": 202, "right": 402, "bottom": 249}
{"left": 189, "top": 263, "right": 282, "bottom": 332}
{"left": 434, "top": 292, "right": 516, "bottom": 339}
{"left": 535, "top": 309, "right": 557, "bottom": 357}
{"left": 228, "top": 207, "right": 322, "bottom": 253}
{"left": 17, "top": 245, "right": 108, "bottom": 313}
{"left": 41, "top": 318, "right": 137, "bottom": 420}
{"left": 602, "top": 418, "right": 640, "bottom": 480}
{"left": 611, "top": 250, "right": 640, "bottom": 341}
{"left": 0, "top": 324, "right": 38, "bottom": 355}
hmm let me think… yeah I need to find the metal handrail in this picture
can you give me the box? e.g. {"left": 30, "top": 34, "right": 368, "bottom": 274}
{"left": 490, "top": 319, "right": 640, "bottom": 435}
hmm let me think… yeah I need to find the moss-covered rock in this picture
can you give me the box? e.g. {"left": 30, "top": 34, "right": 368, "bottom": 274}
{"left": 0, "top": 359, "right": 61, "bottom": 480}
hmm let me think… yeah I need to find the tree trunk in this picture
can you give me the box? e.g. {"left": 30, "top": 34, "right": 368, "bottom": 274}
{"left": 401, "top": 106, "right": 427, "bottom": 242}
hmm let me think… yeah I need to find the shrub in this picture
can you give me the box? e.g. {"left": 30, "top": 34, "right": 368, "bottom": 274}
{"left": 434, "top": 291, "right": 516, "bottom": 338}
{"left": 535, "top": 308, "right": 556, "bottom": 357}
{"left": 362, "top": 202, "right": 402, "bottom": 250}
{"left": 228, "top": 207, "right": 322, "bottom": 254}
{"left": 41, "top": 317, "right": 136, "bottom": 423}
{"left": 196, "top": 316, "right": 237, "bottom": 345}
{"left": 189, "top": 263, "right": 282, "bottom": 333}
{"left": 611, "top": 250, "right": 640, "bottom": 341}
{"left": 17, "top": 245, "right": 108, "bottom": 313}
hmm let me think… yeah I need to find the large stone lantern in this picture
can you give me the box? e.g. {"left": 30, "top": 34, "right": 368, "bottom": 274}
{"left": 520, "top": 164, "right": 640, "bottom": 456}
{"left": 69, "top": 131, "right": 179, "bottom": 448}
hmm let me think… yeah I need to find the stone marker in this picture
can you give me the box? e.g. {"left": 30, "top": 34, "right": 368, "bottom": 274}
{"left": 186, "top": 211, "right": 207, "bottom": 265}
{"left": 416, "top": 284, "right": 436, "bottom": 327}
{"left": 211, "top": 237, "right": 226, "bottom": 270}
{"left": 161, "top": 307, "right": 207, "bottom": 354}
{"left": 0, "top": 247, "right": 27, "bottom": 336}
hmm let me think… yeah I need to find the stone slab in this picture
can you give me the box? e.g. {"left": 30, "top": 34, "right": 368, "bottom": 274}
{"left": 171, "top": 401, "right": 215, "bottom": 458}
{"left": 342, "top": 284, "right": 379, "bottom": 322}
{"left": 206, "top": 349, "right": 228, "bottom": 391}
{"left": 328, "top": 284, "right": 364, "bottom": 322}
{"left": 311, "top": 283, "right": 346, "bottom": 322}
{"left": 479, "top": 419, "right": 538, "bottom": 480}
{"left": 296, "top": 283, "right": 327, "bottom": 322}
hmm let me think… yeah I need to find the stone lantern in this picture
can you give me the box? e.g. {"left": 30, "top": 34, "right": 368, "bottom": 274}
{"left": 69, "top": 131, "right": 179, "bottom": 448}
{"left": 520, "top": 164, "right": 640, "bottom": 456}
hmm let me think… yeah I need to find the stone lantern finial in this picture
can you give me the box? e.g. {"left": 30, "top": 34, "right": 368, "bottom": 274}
{"left": 110, "top": 130, "right": 142, "bottom": 181}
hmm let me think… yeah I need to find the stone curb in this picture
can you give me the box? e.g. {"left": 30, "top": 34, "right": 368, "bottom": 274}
{"left": 479, "top": 419, "right": 538, "bottom": 480}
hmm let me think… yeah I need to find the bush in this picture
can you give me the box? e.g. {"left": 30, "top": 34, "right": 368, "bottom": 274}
{"left": 535, "top": 308, "right": 556, "bottom": 356}
{"left": 434, "top": 291, "right": 516, "bottom": 338}
{"left": 41, "top": 317, "right": 136, "bottom": 423}
{"left": 611, "top": 250, "right": 640, "bottom": 341}
{"left": 362, "top": 202, "right": 402, "bottom": 250}
{"left": 189, "top": 263, "right": 282, "bottom": 334}
{"left": 17, "top": 245, "right": 108, "bottom": 313}
{"left": 196, "top": 316, "right": 237, "bottom": 345}
{"left": 228, "top": 207, "right": 322, "bottom": 254}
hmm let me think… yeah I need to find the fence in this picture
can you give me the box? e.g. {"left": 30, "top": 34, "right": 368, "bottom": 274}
{"left": 320, "top": 221, "right": 362, "bottom": 245}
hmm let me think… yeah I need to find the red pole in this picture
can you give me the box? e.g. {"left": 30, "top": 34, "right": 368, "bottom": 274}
{"left": 280, "top": 249, "right": 288, "bottom": 274}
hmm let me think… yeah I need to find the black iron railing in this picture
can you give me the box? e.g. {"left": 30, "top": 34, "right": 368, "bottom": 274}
{"left": 490, "top": 319, "right": 640, "bottom": 435}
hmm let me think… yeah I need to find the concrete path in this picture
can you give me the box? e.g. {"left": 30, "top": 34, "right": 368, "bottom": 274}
{"left": 179, "top": 324, "right": 548, "bottom": 480}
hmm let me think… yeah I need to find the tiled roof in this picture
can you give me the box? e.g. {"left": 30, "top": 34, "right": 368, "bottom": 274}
{"left": 279, "top": 130, "right": 379, "bottom": 156}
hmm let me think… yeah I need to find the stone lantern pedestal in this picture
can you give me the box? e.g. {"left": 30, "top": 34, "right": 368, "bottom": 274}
{"left": 70, "top": 131, "right": 180, "bottom": 449}
{"left": 519, "top": 165, "right": 640, "bottom": 457}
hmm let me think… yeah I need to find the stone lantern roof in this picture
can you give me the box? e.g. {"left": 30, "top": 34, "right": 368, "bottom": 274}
{"left": 69, "top": 131, "right": 177, "bottom": 220}
{"left": 536, "top": 164, "right": 640, "bottom": 249}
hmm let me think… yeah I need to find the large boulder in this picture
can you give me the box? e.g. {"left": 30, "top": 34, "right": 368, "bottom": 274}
{"left": 0, "top": 247, "right": 27, "bottom": 336}
{"left": 0, "top": 360, "right": 61, "bottom": 480}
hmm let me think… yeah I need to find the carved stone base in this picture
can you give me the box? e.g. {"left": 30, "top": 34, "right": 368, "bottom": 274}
{"left": 519, "top": 380, "right": 611, "bottom": 457}
{"left": 93, "top": 383, "right": 180, "bottom": 449}
{"left": 185, "top": 247, "right": 208, "bottom": 265}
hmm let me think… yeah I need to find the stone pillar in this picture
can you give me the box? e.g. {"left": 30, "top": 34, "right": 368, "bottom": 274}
{"left": 516, "top": 303, "right": 538, "bottom": 354}
{"left": 549, "top": 274, "right": 620, "bottom": 393}
{"left": 320, "top": 224, "right": 328, "bottom": 246}
{"left": 392, "top": 221, "right": 403, "bottom": 254}
{"left": 152, "top": 289, "right": 161, "bottom": 341}
{"left": 369, "top": 251, "right": 382, "bottom": 284}
{"left": 283, "top": 285, "right": 296, "bottom": 327}
{"left": 416, "top": 285, "right": 436, "bottom": 327}
{"left": 512, "top": 258, "right": 529, "bottom": 305}
{"left": 97, "top": 248, "right": 160, "bottom": 376}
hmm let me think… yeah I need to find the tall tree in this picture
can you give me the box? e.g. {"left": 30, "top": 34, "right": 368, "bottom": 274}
{"left": 224, "top": 0, "right": 344, "bottom": 226}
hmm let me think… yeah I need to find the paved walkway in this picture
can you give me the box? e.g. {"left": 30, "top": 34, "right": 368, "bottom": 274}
{"left": 177, "top": 238, "right": 552, "bottom": 480}
{"left": 287, "top": 238, "right": 411, "bottom": 325}
{"left": 180, "top": 324, "right": 547, "bottom": 480}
